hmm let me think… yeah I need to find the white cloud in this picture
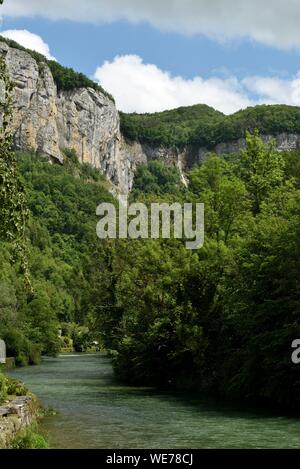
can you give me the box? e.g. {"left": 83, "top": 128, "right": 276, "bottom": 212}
{"left": 0, "top": 29, "right": 56, "bottom": 60}
{"left": 2, "top": 0, "right": 300, "bottom": 50}
{"left": 94, "top": 55, "right": 300, "bottom": 114}
{"left": 243, "top": 74, "right": 300, "bottom": 106}
{"left": 94, "top": 55, "right": 251, "bottom": 114}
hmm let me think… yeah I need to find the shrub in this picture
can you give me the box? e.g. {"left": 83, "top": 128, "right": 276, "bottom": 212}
{"left": 15, "top": 353, "right": 29, "bottom": 367}
{"left": 0, "top": 373, "right": 7, "bottom": 403}
{"left": 28, "top": 345, "right": 42, "bottom": 365}
{"left": 132, "top": 160, "right": 182, "bottom": 195}
{"left": 3, "top": 330, "right": 27, "bottom": 358}
{"left": 6, "top": 377, "right": 28, "bottom": 397}
{"left": 1, "top": 329, "right": 41, "bottom": 366}
{"left": 12, "top": 427, "right": 48, "bottom": 449}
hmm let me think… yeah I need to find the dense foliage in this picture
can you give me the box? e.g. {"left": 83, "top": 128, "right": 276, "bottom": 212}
{"left": 0, "top": 150, "right": 114, "bottom": 364}
{"left": 0, "top": 36, "right": 114, "bottom": 101}
{"left": 0, "top": 374, "right": 28, "bottom": 405}
{"left": 121, "top": 104, "right": 300, "bottom": 148}
{"left": 120, "top": 104, "right": 224, "bottom": 146}
{"left": 93, "top": 133, "right": 300, "bottom": 408}
{"left": 46, "top": 60, "right": 113, "bottom": 100}
{"left": 132, "top": 160, "right": 183, "bottom": 196}
{"left": 0, "top": 56, "right": 29, "bottom": 283}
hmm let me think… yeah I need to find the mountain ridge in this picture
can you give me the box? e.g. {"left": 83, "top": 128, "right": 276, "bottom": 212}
{"left": 120, "top": 103, "right": 300, "bottom": 148}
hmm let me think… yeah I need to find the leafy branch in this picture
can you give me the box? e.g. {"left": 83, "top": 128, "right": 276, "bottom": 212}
{"left": 0, "top": 54, "right": 30, "bottom": 287}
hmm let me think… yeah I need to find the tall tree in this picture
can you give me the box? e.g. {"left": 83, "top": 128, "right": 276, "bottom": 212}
{"left": 240, "top": 130, "right": 285, "bottom": 213}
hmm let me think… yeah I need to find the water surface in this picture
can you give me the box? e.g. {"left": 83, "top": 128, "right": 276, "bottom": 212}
{"left": 9, "top": 353, "right": 300, "bottom": 449}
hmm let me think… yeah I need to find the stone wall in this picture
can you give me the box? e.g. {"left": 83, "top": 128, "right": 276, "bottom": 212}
{"left": 0, "top": 395, "right": 40, "bottom": 448}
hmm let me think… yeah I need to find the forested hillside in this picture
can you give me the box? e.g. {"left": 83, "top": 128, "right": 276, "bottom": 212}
{"left": 0, "top": 151, "right": 114, "bottom": 364}
{"left": 121, "top": 104, "right": 300, "bottom": 148}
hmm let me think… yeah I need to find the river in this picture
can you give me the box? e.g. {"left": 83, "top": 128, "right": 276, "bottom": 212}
{"left": 9, "top": 353, "right": 300, "bottom": 449}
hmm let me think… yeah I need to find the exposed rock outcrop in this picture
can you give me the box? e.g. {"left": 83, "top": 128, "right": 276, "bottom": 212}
{"left": 117, "top": 138, "right": 192, "bottom": 186}
{"left": 0, "top": 41, "right": 133, "bottom": 194}
{"left": 118, "top": 132, "right": 300, "bottom": 187}
{"left": 197, "top": 133, "right": 300, "bottom": 162}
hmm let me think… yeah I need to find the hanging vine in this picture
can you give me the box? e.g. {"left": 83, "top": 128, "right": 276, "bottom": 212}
{"left": 0, "top": 53, "right": 31, "bottom": 287}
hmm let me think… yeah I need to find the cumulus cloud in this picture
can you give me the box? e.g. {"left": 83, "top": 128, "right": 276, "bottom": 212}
{"left": 95, "top": 55, "right": 242, "bottom": 114}
{"left": 94, "top": 55, "right": 300, "bottom": 114}
{"left": 0, "top": 29, "right": 56, "bottom": 60}
{"left": 2, "top": 0, "right": 300, "bottom": 49}
{"left": 243, "top": 74, "right": 300, "bottom": 106}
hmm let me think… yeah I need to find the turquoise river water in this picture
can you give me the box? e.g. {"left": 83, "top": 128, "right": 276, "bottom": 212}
{"left": 9, "top": 353, "right": 300, "bottom": 449}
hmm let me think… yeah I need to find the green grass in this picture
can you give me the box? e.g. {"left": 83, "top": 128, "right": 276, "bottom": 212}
{"left": 12, "top": 425, "right": 48, "bottom": 449}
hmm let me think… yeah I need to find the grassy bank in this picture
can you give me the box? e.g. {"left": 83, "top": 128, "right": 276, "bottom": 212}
{"left": 0, "top": 372, "right": 48, "bottom": 448}
{"left": 11, "top": 423, "right": 48, "bottom": 449}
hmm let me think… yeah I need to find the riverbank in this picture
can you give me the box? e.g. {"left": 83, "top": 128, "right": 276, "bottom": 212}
{"left": 0, "top": 394, "right": 41, "bottom": 448}
{"left": 0, "top": 371, "right": 48, "bottom": 449}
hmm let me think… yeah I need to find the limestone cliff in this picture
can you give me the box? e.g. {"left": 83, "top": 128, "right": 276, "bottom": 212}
{"left": 0, "top": 41, "right": 135, "bottom": 194}
{"left": 118, "top": 132, "right": 300, "bottom": 187}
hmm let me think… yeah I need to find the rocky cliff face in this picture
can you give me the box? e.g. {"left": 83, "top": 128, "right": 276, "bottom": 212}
{"left": 118, "top": 132, "right": 300, "bottom": 186}
{"left": 1, "top": 40, "right": 300, "bottom": 194}
{"left": 197, "top": 133, "right": 300, "bottom": 162}
{"left": 117, "top": 138, "right": 192, "bottom": 186}
{"left": 0, "top": 41, "right": 135, "bottom": 194}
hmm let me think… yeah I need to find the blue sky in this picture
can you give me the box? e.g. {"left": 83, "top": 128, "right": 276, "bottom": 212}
{"left": 1, "top": 0, "right": 300, "bottom": 114}
{"left": 2, "top": 16, "right": 299, "bottom": 80}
